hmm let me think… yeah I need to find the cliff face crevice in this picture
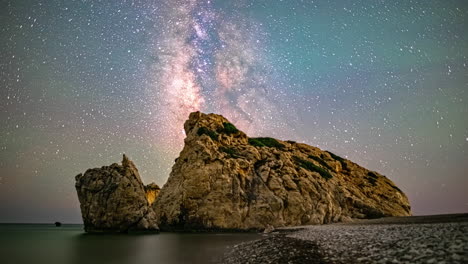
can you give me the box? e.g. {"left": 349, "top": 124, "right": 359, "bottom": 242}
{"left": 153, "top": 112, "right": 411, "bottom": 231}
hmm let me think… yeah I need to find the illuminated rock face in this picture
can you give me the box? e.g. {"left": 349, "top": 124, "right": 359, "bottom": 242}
{"left": 75, "top": 155, "right": 159, "bottom": 233}
{"left": 153, "top": 112, "right": 411, "bottom": 231}
{"left": 145, "top": 183, "right": 161, "bottom": 205}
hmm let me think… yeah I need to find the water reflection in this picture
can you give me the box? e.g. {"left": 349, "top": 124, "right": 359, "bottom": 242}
{"left": 70, "top": 233, "right": 142, "bottom": 264}
{"left": 70, "top": 232, "right": 261, "bottom": 264}
{"left": 0, "top": 225, "right": 260, "bottom": 264}
{"left": 160, "top": 233, "right": 262, "bottom": 263}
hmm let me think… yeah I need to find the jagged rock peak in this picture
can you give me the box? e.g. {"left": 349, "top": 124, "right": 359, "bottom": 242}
{"left": 75, "top": 154, "right": 159, "bottom": 233}
{"left": 154, "top": 112, "right": 411, "bottom": 231}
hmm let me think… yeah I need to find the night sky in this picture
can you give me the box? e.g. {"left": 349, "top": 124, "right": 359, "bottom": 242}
{"left": 1, "top": 0, "right": 467, "bottom": 223}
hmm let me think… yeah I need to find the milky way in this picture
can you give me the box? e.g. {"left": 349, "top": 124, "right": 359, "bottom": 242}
{"left": 0, "top": 0, "right": 467, "bottom": 222}
{"left": 152, "top": 0, "right": 297, "bottom": 152}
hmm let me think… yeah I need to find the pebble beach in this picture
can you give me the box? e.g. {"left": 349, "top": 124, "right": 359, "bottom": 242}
{"left": 222, "top": 214, "right": 468, "bottom": 264}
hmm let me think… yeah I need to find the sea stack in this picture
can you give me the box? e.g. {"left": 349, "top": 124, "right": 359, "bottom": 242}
{"left": 75, "top": 155, "right": 159, "bottom": 233}
{"left": 153, "top": 112, "right": 411, "bottom": 231}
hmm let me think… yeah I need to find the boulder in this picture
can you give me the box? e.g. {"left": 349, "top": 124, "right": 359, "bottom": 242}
{"left": 153, "top": 112, "right": 411, "bottom": 231}
{"left": 75, "top": 155, "right": 159, "bottom": 233}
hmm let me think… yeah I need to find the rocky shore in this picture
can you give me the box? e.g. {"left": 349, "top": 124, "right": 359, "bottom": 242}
{"left": 222, "top": 214, "right": 468, "bottom": 264}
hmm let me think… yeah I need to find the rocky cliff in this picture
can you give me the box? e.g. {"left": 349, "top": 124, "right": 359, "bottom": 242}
{"left": 75, "top": 155, "right": 159, "bottom": 233}
{"left": 153, "top": 112, "right": 411, "bottom": 231}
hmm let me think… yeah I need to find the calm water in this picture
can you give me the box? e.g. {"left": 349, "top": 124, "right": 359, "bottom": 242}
{"left": 0, "top": 224, "right": 261, "bottom": 264}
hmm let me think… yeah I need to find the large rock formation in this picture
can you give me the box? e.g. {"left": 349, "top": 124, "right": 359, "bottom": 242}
{"left": 75, "top": 155, "right": 159, "bottom": 233}
{"left": 153, "top": 112, "right": 411, "bottom": 231}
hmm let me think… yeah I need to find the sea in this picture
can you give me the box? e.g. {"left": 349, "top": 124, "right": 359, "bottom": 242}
{"left": 0, "top": 224, "right": 261, "bottom": 264}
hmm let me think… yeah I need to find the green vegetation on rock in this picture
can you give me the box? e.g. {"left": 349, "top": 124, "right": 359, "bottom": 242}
{"left": 219, "top": 146, "right": 240, "bottom": 158}
{"left": 326, "top": 151, "right": 348, "bottom": 171}
{"left": 308, "top": 155, "right": 334, "bottom": 171}
{"left": 293, "top": 156, "right": 333, "bottom": 180}
{"left": 366, "top": 176, "right": 377, "bottom": 186}
{"left": 366, "top": 171, "right": 378, "bottom": 186}
{"left": 367, "top": 171, "right": 378, "bottom": 179}
{"left": 326, "top": 151, "right": 345, "bottom": 162}
{"left": 220, "top": 122, "right": 239, "bottom": 134}
{"left": 391, "top": 185, "right": 402, "bottom": 193}
{"left": 197, "top": 127, "right": 218, "bottom": 141}
{"left": 248, "top": 137, "right": 285, "bottom": 149}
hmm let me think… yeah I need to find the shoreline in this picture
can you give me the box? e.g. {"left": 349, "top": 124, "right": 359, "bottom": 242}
{"left": 221, "top": 214, "right": 468, "bottom": 264}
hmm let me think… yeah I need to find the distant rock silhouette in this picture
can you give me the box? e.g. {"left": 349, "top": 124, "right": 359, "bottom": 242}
{"left": 153, "top": 112, "right": 411, "bottom": 231}
{"left": 75, "top": 155, "right": 159, "bottom": 233}
{"left": 54, "top": 221, "right": 61, "bottom": 227}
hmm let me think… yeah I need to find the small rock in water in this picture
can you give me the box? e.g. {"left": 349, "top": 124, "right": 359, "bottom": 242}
{"left": 263, "top": 225, "right": 275, "bottom": 234}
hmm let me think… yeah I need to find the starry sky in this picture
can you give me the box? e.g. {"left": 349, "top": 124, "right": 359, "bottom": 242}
{"left": 1, "top": 0, "right": 467, "bottom": 223}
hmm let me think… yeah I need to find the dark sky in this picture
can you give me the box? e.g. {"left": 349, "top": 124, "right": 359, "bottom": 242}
{"left": 0, "top": 0, "right": 467, "bottom": 223}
